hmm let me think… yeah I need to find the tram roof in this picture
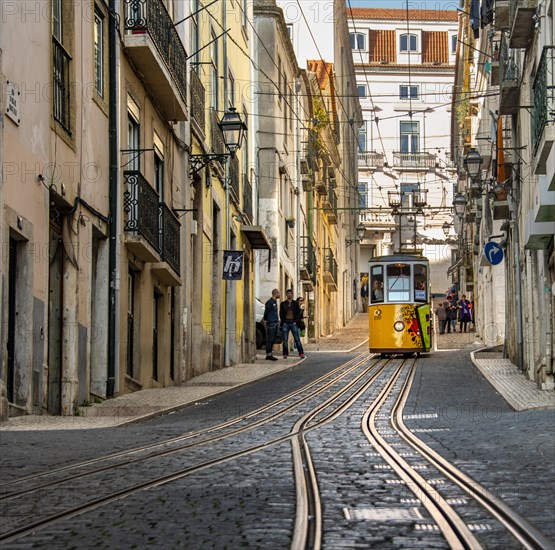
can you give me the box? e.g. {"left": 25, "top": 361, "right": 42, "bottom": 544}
{"left": 369, "top": 254, "right": 429, "bottom": 264}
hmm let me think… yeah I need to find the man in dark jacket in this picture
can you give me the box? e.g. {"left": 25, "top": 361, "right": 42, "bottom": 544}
{"left": 279, "top": 289, "right": 305, "bottom": 359}
{"left": 263, "top": 289, "right": 281, "bottom": 360}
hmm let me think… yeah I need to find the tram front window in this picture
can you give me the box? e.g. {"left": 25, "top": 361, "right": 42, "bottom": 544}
{"left": 414, "top": 264, "right": 428, "bottom": 302}
{"left": 387, "top": 264, "right": 410, "bottom": 302}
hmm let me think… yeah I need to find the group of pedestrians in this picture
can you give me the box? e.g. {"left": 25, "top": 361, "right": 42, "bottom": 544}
{"left": 435, "top": 294, "right": 473, "bottom": 334}
{"left": 262, "top": 289, "right": 307, "bottom": 361}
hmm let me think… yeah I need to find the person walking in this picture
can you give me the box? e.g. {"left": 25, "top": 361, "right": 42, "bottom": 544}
{"left": 360, "top": 280, "right": 369, "bottom": 312}
{"left": 435, "top": 301, "right": 447, "bottom": 334}
{"left": 445, "top": 297, "right": 456, "bottom": 333}
{"left": 296, "top": 296, "right": 306, "bottom": 338}
{"left": 263, "top": 289, "right": 281, "bottom": 361}
{"left": 280, "top": 289, "right": 305, "bottom": 359}
{"left": 458, "top": 294, "right": 472, "bottom": 333}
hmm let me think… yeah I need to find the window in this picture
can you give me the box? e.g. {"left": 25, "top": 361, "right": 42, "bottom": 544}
{"left": 414, "top": 264, "right": 428, "bottom": 302}
{"left": 190, "top": 0, "right": 200, "bottom": 66}
{"left": 287, "top": 24, "right": 293, "bottom": 40}
{"left": 358, "top": 183, "right": 368, "bottom": 209}
{"left": 451, "top": 35, "right": 457, "bottom": 54}
{"left": 53, "top": 0, "right": 62, "bottom": 41}
{"left": 210, "top": 29, "right": 218, "bottom": 110}
{"left": 387, "top": 263, "right": 410, "bottom": 302}
{"left": 358, "top": 122, "right": 367, "bottom": 152}
{"left": 127, "top": 113, "right": 140, "bottom": 171}
{"left": 370, "top": 266, "right": 384, "bottom": 303}
{"left": 357, "top": 84, "right": 367, "bottom": 98}
{"left": 227, "top": 70, "right": 235, "bottom": 108}
{"left": 350, "top": 32, "right": 366, "bottom": 51}
{"left": 154, "top": 153, "right": 164, "bottom": 198}
{"left": 400, "top": 121, "right": 419, "bottom": 153}
{"left": 401, "top": 183, "right": 419, "bottom": 208}
{"left": 399, "top": 85, "right": 418, "bottom": 100}
{"left": 400, "top": 33, "right": 418, "bottom": 52}
{"left": 94, "top": 11, "right": 104, "bottom": 97}
{"left": 52, "top": 0, "right": 71, "bottom": 132}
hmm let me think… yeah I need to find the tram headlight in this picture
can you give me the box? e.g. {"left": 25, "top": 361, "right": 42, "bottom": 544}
{"left": 394, "top": 321, "right": 405, "bottom": 332}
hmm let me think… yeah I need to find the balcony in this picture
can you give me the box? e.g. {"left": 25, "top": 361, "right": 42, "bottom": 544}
{"left": 495, "top": 0, "right": 511, "bottom": 29}
{"left": 190, "top": 68, "right": 206, "bottom": 138}
{"left": 493, "top": 188, "right": 510, "bottom": 220}
{"left": 323, "top": 189, "right": 338, "bottom": 224}
{"left": 210, "top": 108, "right": 226, "bottom": 156}
{"left": 523, "top": 209, "right": 555, "bottom": 250}
{"left": 532, "top": 46, "right": 555, "bottom": 174}
{"left": 359, "top": 210, "right": 396, "bottom": 232}
{"left": 392, "top": 152, "right": 436, "bottom": 171}
{"left": 300, "top": 236, "right": 316, "bottom": 286}
{"left": 243, "top": 174, "right": 253, "bottom": 223}
{"left": 123, "top": 170, "right": 160, "bottom": 262}
{"left": 315, "top": 179, "right": 327, "bottom": 195}
{"left": 151, "top": 203, "right": 181, "bottom": 286}
{"left": 358, "top": 151, "right": 385, "bottom": 170}
{"left": 499, "top": 40, "right": 520, "bottom": 115}
{"left": 323, "top": 248, "right": 338, "bottom": 291}
{"left": 509, "top": 0, "right": 538, "bottom": 49}
{"left": 228, "top": 155, "right": 240, "bottom": 204}
{"left": 123, "top": 0, "right": 187, "bottom": 121}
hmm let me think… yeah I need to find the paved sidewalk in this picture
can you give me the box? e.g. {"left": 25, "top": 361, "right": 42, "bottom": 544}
{"left": 1, "top": 314, "right": 552, "bottom": 431}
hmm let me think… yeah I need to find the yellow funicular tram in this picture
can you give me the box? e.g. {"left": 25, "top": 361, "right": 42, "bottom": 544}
{"left": 368, "top": 254, "right": 432, "bottom": 357}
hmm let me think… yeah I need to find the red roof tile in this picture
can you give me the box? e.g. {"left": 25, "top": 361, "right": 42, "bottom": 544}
{"left": 347, "top": 7, "right": 458, "bottom": 22}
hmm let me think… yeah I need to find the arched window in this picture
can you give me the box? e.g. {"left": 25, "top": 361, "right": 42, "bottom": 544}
{"left": 400, "top": 33, "right": 418, "bottom": 52}
{"left": 350, "top": 32, "right": 366, "bottom": 51}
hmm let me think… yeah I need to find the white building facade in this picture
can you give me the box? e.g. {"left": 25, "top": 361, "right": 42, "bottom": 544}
{"left": 348, "top": 8, "right": 459, "bottom": 299}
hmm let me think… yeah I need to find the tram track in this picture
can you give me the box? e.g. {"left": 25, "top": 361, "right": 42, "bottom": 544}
{"left": 0, "top": 353, "right": 368, "bottom": 500}
{"left": 390, "top": 362, "right": 553, "bottom": 550}
{"left": 361, "top": 359, "right": 553, "bottom": 550}
{"left": 0, "top": 354, "right": 387, "bottom": 544}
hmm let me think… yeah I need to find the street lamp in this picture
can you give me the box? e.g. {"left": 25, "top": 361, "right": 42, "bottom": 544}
{"left": 463, "top": 148, "right": 483, "bottom": 180}
{"left": 218, "top": 107, "right": 247, "bottom": 155}
{"left": 442, "top": 221, "right": 451, "bottom": 237}
{"left": 453, "top": 192, "right": 467, "bottom": 219}
{"left": 346, "top": 223, "right": 366, "bottom": 247}
{"left": 189, "top": 107, "right": 247, "bottom": 175}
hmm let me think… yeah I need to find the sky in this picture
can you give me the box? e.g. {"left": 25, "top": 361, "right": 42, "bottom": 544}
{"left": 347, "top": 0, "right": 459, "bottom": 9}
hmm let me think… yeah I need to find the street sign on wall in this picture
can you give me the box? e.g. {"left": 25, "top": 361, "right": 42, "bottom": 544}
{"left": 484, "top": 242, "right": 504, "bottom": 266}
{"left": 223, "top": 250, "right": 244, "bottom": 280}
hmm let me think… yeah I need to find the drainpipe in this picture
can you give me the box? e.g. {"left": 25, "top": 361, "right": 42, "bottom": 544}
{"left": 295, "top": 80, "right": 302, "bottom": 298}
{"left": 107, "top": 0, "right": 118, "bottom": 397}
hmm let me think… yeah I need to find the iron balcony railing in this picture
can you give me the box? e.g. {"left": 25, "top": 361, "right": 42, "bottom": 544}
{"left": 300, "top": 236, "right": 317, "bottom": 282}
{"left": 243, "top": 173, "right": 253, "bottom": 223}
{"left": 190, "top": 68, "right": 206, "bottom": 134}
{"left": 392, "top": 152, "right": 436, "bottom": 170}
{"left": 159, "top": 203, "right": 181, "bottom": 274}
{"left": 53, "top": 37, "right": 71, "bottom": 133}
{"left": 532, "top": 46, "right": 555, "bottom": 152}
{"left": 124, "top": 0, "right": 187, "bottom": 104}
{"left": 228, "top": 155, "right": 240, "bottom": 202}
{"left": 358, "top": 151, "right": 385, "bottom": 168}
{"left": 324, "top": 248, "right": 338, "bottom": 283}
{"left": 210, "top": 108, "right": 226, "bottom": 155}
{"left": 123, "top": 170, "right": 160, "bottom": 252}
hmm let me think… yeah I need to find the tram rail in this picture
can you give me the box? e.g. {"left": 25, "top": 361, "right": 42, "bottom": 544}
{"left": 0, "top": 354, "right": 385, "bottom": 544}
